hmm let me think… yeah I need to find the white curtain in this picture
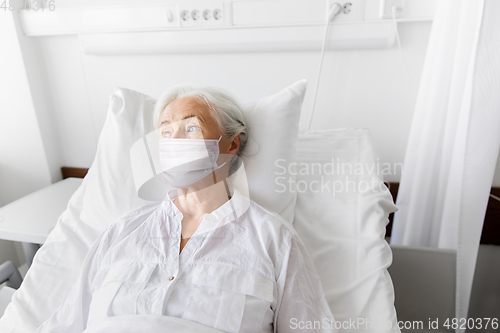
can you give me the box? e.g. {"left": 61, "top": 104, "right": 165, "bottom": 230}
{"left": 391, "top": 0, "right": 500, "bottom": 330}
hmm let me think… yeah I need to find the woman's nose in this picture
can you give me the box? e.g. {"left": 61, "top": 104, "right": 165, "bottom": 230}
{"left": 170, "top": 129, "right": 186, "bottom": 139}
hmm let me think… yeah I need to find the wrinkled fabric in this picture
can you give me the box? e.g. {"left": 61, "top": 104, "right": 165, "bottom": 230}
{"left": 293, "top": 129, "right": 399, "bottom": 333}
{"left": 35, "top": 188, "right": 336, "bottom": 333}
{"left": 82, "top": 314, "right": 225, "bottom": 333}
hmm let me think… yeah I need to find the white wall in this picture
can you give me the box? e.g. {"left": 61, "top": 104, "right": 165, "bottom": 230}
{"left": 0, "top": 13, "right": 53, "bottom": 204}
{"left": 0, "top": 12, "right": 55, "bottom": 266}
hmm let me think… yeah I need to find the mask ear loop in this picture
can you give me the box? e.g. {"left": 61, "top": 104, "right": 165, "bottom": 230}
{"left": 212, "top": 134, "right": 227, "bottom": 189}
{"left": 212, "top": 135, "right": 222, "bottom": 184}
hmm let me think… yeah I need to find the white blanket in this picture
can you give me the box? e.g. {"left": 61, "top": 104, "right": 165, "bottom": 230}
{"left": 83, "top": 315, "right": 225, "bottom": 333}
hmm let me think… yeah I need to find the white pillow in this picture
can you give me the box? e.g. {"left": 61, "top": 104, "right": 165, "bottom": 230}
{"left": 81, "top": 80, "right": 306, "bottom": 231}
{"left": 80, "top": 89, "right": 156, "bottom": 230}
{"left": 242, "top": 80, "right": 306, "bottom": 222}
{"left": 292, "top": 129, "right": 399, "bottom": 333}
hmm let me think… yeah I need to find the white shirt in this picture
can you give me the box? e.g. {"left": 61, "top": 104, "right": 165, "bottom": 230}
{"left": 35, "top": 188, "right": 336, "bottom": 333}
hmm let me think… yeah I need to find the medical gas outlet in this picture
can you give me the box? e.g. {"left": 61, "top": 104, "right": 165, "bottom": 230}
{"left": 179, "top": 2, "right": 225, "bottom": 28}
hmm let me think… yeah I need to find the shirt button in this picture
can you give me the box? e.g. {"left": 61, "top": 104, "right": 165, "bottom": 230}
{"left": 168, "top": 276, "right": 175, "bottom": 281}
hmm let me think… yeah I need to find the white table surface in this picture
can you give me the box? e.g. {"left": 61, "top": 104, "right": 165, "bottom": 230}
{"left": 0, "top": 178, "right": 83, "bottom": 244}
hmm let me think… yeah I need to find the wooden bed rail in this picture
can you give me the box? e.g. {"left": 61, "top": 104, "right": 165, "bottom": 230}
{"left": 61, "top": 167, "right": 89, "bottom": 179}
{"left": 386, "top": 183, "right": 500, "bottom": 246}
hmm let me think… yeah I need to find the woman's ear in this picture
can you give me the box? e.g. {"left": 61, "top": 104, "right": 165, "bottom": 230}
{"left": 228, "top": 134, "right": 241, "bottom": 156}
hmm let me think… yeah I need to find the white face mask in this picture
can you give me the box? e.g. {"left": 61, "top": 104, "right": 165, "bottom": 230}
{"left": 159, "top": 135, "right": 226, "bottom": 188}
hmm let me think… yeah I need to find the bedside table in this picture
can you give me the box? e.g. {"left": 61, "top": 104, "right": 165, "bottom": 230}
{"left": 0, "top": 178, "right": 83, "bottom": 267}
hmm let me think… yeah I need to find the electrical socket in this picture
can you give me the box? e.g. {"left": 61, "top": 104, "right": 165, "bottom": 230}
{"left": 179, "top": 1, "right": 225, "bottom": 28}
{"left": 380, "top": 0, "right": 406, "bottom": 19}
{"left": 326, "top": 0, "right": 364, "bottom": 23}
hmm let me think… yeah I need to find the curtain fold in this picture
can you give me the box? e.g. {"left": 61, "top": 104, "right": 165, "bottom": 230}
{"left": 391, "top": 0, "right": 500, "bottom": 330}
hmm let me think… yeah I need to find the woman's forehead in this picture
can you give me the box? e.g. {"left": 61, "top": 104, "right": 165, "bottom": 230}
{"left": 161, "top": 96, "right": 210, "bottom": 122}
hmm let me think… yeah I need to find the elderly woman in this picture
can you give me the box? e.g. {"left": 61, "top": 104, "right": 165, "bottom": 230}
{"left": 35, "top": 85, "right": 336, "bottom": 333}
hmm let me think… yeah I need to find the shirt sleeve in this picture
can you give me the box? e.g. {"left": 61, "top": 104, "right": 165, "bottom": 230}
{"left": 34, "top": 227, "right": 111, "bottom": 333}
{"left": 274, "top": 233, "right": 338, "bottom": 333}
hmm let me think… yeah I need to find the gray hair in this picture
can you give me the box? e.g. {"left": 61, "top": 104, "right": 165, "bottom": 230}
{"left": 153, "top": 84, "right": 249, "bottom": 172}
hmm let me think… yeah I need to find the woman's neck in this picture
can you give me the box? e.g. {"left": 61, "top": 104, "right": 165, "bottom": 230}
{"left": 173, "top": 180, "right": 231, "bottom": 219}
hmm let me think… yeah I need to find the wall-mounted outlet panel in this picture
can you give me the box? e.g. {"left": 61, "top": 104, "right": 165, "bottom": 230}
{"left": 326, "top": 0, "right": 365, "bottom": 23}
{"left": 380, "top": 0, "right": 407, "bottom": 19}
{"left": 19, "top": 0, "right": 436, "bottom": 37}
{"left": 232, "top": 0, "right": 365, "bottom": 26}
{"left": 179, "top": 2, "right": 225, "bottom": 28}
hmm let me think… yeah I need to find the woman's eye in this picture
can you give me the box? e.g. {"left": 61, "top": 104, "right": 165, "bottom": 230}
{"left": 187, "top": 126, "right": 200, "bottom": 133}
{"left": 162, "top": 131, "right": 172, "bottom": 138}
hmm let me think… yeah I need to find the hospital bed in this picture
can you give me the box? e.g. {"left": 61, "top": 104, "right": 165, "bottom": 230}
{"left": 0, "top": 81, "right": 401, "bottom": 332}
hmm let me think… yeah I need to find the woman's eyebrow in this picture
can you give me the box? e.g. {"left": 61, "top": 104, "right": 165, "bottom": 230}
{"left": 160, "top": 115, "right": 204, "bottom": 127}
{"left": 184, "top": 114, "right": 206, "bottom": 125}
